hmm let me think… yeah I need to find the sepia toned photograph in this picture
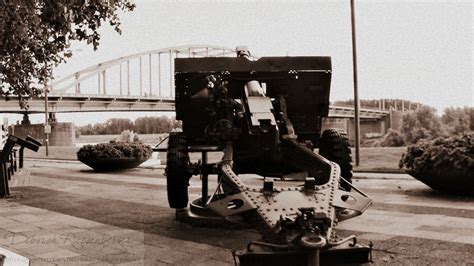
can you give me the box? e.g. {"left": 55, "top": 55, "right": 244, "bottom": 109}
{"left": 1, "top": 0, "right": 473, "bottom": 265}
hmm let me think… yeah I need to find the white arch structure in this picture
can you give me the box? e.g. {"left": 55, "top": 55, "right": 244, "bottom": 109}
{"left": 51, "top": 45, "right": 243, "bottom": 98}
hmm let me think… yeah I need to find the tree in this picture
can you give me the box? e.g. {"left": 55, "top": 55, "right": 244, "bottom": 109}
{"left": 463, "top": 107, "right": 474, "bottom": 131}
{"left": 105, "top": 118, "right": 134, "bottom": 134}
{"left": 0, "top": 0, "right": 135, "bottom": 104}
{"left": 77, "top": 116, "right": 181, "bottom": 135}
{"left": 401, "top": 106, "right": 444, "bottom": 144}
{"left": 442, "top": 107, "right": 471, "bottom": 135}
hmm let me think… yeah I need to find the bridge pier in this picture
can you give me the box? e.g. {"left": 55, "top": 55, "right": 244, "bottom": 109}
{"left": 322, "top": 110, "right": 402, "bottom": 144}
{"left": 21, "top": 112, "right": 31, "bottom": 125}
{"left": 48, "top": 112, "right": 57, "bottom": 123}
{"left": 11, "top": 122, "right": 75, "bottom": 147}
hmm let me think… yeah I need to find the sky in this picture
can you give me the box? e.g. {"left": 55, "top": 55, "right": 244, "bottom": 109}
{"left": 3, "top": 0, "right": 473, "bottom": 126}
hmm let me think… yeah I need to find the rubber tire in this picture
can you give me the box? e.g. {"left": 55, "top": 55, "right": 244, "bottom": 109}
{"left": 319, "top": 129, "right": 353, "bottom": 191}
{"left": 165, "top": 132, "right": 192, "bottom": 208}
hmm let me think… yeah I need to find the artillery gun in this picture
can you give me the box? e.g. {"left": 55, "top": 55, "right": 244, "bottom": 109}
{"left": 165, "top": 47, "right": 373, "bottom": 265}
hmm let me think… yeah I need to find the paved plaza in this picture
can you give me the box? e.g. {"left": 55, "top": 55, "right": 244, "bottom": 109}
{"left": 0, "top": 160, "right": 473, "bottom": 265}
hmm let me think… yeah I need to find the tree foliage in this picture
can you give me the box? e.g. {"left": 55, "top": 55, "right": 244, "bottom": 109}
{"left": 78, "top": 116, "right": 181, "bottom": 135}
{"left": 442, "top": 107, "right": 471, "bottom": 135}
{"left": 0, "top": 0, "right": 135, "bottom": 100}
{"left": 401, "top": 106, "right": 444, "bottom": 144}
{"left": 463, "top": 107, "right": 474, "bottom": 131}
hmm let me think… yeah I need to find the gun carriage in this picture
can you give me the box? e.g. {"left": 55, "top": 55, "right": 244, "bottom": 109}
{"left": 165, "top": 48, "right": 373, "bottom": 265}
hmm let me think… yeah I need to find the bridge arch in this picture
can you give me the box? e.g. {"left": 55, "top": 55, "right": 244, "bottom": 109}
{"left": 51, "top": 45, "right": 246, "bottom": 98}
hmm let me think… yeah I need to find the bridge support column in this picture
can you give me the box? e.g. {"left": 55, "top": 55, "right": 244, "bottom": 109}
{"left": 12, "top": 122, "right": 75, "bottom": 147}
{"left": 48, "top": 112, "right": 57, "bottom": 123}
{"left": 21, "top": 112, "right": 31, "bottom": 125}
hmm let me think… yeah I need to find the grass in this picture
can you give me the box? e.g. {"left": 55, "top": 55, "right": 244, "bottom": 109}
{"left": 23, "top": 133, "right": 407, "bottom": 172}
{"left": 353, "top": 147, "right": 406, "bottom": 172}
{"left": 23, "top": 146, "right": 79, "bottom": 160}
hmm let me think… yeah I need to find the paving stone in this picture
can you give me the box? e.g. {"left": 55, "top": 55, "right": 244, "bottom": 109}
{"left": 416, "top": 225, "right": 474, "bottom": 237}
{"left": 114, "top": 259, "right": 146, "bottom": 266}
{"left": 28, "top": 258, "right": 57, "bottom": 266}
{"left": 35, "top": 248, "right": 81, "bottom": 260}
{"left": 143, "top": 255, "right": 170, "bottom": 266}
{"left": 188, "top": 257, "right": 233, "bottom": 266}
{"left": 357, "top": 233, "right": 396, "bottom": 241}
{"left": 446, "top": 227, "right": 474, "bottom": 236}
{"left": 0, "top": 202, "right": 21, "bottom": 210}
{"left": 412, "top": 214, "right": 451, "bottom": 226}
{"left": 2, "top": 205, "right": 41, "bottom": 214}
{"left": 19, "top": 242, "right": 62, "bottom": 257}
{"left": 416, "top": 225, "right": 447, "bottom": 233}
{"left": 55, "top": 216, "right": 105, "bottom": 229}
{"left": 28, "top": 219, "right": 60, "bottom": 229}
{"left": 5, "top": 224, "right": 40, "bottom": 234}
{"left": 0, "top": 231, "right": 29, "bottom": 247}
{"left": 104, "top": 229, "right": 146, "bottom": 243}
{"left": 87, "top": 224, "right": 123, "bottom": 234}
{"left": 44, "top": 254, "right": 104, "bottom": 265}
{"left": 201, "top": 247, "right": 235, "bottom": 263}
{"left": 409, "top": 230, "right": 458, "bottom": 242}
{"left": 451, "top": 235, "right": 474, "bottom": 245}
{"left": 96, "top": 251, "right": 142, "bottom": 265}
{"left": 33, "top": 222, "right": 76, "bottom": 232}
{"left": 0, "top": 217, "right": 21, "bottom": 228}
{"left": 7, "top": 213, "right": 49, "bottom": 223}
{"left": 57, "top": 230, "right": 137, "bottom": 261}
{"left": 6, "top": 232, "right": 64, "bottom": 250}
{"left": 143, "top": 233, "right": 171, "bottom": 248}
{"left": 116, "top": 239, "right": 146, "bottom": 257}
{"left": 146, "top": 246, "right": 194, "bottom": 264}
{"left": 446, "top": 218, "right": 474, "bottom": 230}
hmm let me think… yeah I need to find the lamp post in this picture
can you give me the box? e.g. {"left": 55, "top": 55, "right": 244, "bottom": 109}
{"left": 44, "top": 81, "right": 49, "bottom": 156}
{"left": 350, "top": 0, "right": 361, "bottom": 166}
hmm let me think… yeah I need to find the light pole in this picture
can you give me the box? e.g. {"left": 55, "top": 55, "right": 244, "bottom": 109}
{"left": 44, "top": 81, "right": 49, "bottom": 156}
{"left": 350, "top": 0, "right": 361, "bottom": 166}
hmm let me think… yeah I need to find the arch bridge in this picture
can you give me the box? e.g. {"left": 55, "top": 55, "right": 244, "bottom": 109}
{"left": 1, "top": 45, "right": 389, "bottom": 120}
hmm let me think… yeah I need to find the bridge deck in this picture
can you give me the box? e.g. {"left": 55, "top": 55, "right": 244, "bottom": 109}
{"left": 1, "top": 94, "right": 388, "bottom": 119}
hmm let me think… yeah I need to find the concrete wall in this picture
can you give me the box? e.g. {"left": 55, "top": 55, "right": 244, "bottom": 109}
{"left": 323, "top": 117, "right": 385, "bottom": 142}
{"left": 322, "top": 118, "right": 348, "bottom": 132}
{"left": 11, "top": 122, "right": 75, "bottom": 146}
{"left": 323, "top": 110, "right": 403, "bottom": 142}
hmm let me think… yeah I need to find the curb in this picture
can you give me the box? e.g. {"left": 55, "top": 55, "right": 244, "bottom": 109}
{"left": 24, "top": 157, "right": 166, "bottom": 169}
{"left": 24, "top": 158, "right": 407, "bottom": 174}
{"left": 354, "top": 169, "right": 406, "bottom": 174}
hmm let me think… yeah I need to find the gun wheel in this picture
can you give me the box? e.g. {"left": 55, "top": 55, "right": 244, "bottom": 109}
{"left": 319, "top": 129, "right": 353, "bottom": 191}
{"left": 165, "top": 132, "right": 192, "bottom": 208}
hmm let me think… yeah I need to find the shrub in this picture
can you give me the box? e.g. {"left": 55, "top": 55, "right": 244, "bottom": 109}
{"left": 77, "top": 141, "right": 152, "bottom": 161}
{"left": 399, "top": 133, "right": 474, "bottom": 195}
{"left": 399, "top": 133, "right": 474, "bottom": 172}
{"left": 373, "top": 129, "right": 405, "bottom": 147}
